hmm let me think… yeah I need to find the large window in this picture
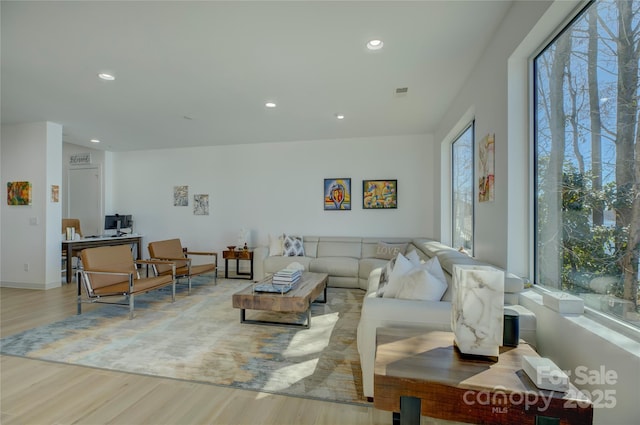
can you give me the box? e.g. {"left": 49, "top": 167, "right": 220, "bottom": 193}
{"left": 452, "top": 122, "right": 474, "bottom": 254}
{"left": 534, "top": 0, "right": 639, "bottom": 326}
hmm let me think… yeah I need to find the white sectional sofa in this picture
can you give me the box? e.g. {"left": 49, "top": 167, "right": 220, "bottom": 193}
{"left": 253, "top": 236, "right": 537, "bottom": 400}
{"left": 254, "top": 236, "right": 415, "bottom": 289}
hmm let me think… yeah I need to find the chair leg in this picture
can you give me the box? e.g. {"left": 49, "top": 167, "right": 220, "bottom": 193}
{"left": 172, "top": 281, "right": 176, "bottom": 302}
{"left": 129, "top": 294, "right": 135, "bottom": 319}
{"left": 188, "top": 276, "right": 192, "bottom": 294}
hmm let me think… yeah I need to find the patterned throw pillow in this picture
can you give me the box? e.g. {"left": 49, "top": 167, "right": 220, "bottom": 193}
{"left": 283, "top": 234, "right": 305, "bottom": 256}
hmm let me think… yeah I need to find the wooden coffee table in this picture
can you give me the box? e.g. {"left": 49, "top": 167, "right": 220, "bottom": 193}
{"left": 231, "top": 272, "right": 328, "bottom": 328}
{"left": 374, "top": 328, "right": 592, "bottom": 425}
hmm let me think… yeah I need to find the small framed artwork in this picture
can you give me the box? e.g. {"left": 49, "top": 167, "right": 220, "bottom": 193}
{"left": 324, "top": 178, "right": 351, "bottom": 210}
{"left": 193, "top": 194, "right": 209, "bottom": 215}
{"left": 7, "top": 181, "right": 32, "bottom": 205}
{"left": 479, "top": 133, "right": 495, "bottom": 202}
{"left": 51, "top": 185, "right": 59, "bottom": 203}
{"left": 174, "top": 185, "right": 189, "bottom": 206}
{"left": 363, "top": 179, "right": 397, "bottom": 209}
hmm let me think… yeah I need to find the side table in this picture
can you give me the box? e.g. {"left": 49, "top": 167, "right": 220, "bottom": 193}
{"left": 374, "top": 327, "right": 592, "bottom": 425}
{"left": 223, "top": 249, "right": 254, "bottom": 280}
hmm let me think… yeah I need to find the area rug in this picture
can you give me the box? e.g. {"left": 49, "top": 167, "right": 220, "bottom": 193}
{"left": 0, "top": 277, "right": 367, "bottom": 405}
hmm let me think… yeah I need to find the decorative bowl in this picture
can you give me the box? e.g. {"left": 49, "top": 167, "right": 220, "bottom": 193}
{"left": 226, "top": 245, "right": 236, "bottom": 251}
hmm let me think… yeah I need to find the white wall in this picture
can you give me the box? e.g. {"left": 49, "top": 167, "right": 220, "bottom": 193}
{"left": 1, "top": 122, "right": 62, "bottom": 289}
{"left": 521, "top": 293, "right": 640, "bottom": 425}
{"left": 110, "top": 134, "right": 435, "bottom": 257}
{"left": 62, "top": 143, "right": 106, "bottom": 218}
{"left": 434, "top": 0, "right": 554, "bottom": 272}
{"left": 434, "top": 1, "right": 639, "bottom": 423}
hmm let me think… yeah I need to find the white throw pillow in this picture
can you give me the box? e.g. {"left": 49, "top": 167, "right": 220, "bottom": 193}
{"left": 269, "top": 234, "right": 284, "bottom": 256}
{"left": 405, "top": 249, "right": 421, "bottom": 266}
{"left": 383, "top": 254, "right": 448, "bottom": 301}
{"left": 394, "top": 268, "right": 448, "bottom": 301}
{"left": 283, "top": 234, "right": 305, "bottom": 256}
{"left": 382, "top": 253, "right": 415, "bottom": 298}
{"left": 420, "top": 256, "right": 447, "bottom": 289}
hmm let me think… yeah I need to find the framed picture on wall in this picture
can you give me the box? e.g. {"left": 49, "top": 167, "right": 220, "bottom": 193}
{"left": 324, "top": 178, "right": 351, "bottom": 210}
{"left": 363, "top": 179, "right": 397, "bottom": 209}
{"left": 7, "top": 181, "right": 32, "bottom": 205}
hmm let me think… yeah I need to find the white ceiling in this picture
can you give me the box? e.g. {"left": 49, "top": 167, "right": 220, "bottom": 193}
{"left": 1, "top": 1, "right": 512, "bottom": 152}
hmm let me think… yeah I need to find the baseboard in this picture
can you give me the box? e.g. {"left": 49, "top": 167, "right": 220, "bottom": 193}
{"left": 0, "top": 280, "right": 61, "bottom": 290}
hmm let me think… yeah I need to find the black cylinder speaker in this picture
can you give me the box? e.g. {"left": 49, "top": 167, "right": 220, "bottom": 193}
{"left": 503, "top": 308, "right": 520, "bottom": 347}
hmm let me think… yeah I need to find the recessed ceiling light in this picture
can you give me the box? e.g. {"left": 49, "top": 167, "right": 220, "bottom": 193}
{"left": 90, "top": 139, "right": 100, "bottom": 143}
{"left": 335, "top": 114, "right": 345, "bottom": 120}
{"left": 98, "top": 72, "right": 115, "bottom": 81}
{"left": 265, "top": 102, "right": 277, "bottom": 108}
{"left": 366, "top": 39, "right": 383, "bottom": 50}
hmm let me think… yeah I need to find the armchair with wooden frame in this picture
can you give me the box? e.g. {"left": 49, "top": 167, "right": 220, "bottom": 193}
{"left": 148, "top": 238, "right": 217, "bottom": 294}
{"left": 78, "top": 244, "right": 176, "bottom": 319}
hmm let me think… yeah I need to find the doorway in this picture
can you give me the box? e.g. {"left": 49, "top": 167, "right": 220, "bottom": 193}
{"left": 68, "top": 166, "right": 102, "bottom": 236}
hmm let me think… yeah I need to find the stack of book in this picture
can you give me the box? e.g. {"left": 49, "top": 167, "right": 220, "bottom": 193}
{"left": 272, "top": 268, "right": 302, "bottom": 285}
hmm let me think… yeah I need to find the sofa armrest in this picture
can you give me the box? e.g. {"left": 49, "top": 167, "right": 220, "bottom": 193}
{"left": 253, "top": 246, "right": 269, "bottom": 280}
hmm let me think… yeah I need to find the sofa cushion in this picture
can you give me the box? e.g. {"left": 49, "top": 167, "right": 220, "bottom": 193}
{"left": 412, "top": 239, "right": 451, "bottom": 258}
{"left": 264, "top": 256, "right": 312, "bottom": 274}
{"left": 309, "top": 257, "right": 358, "bottom": 277}
{"left": 268, "top": 233, "right": 284, "bottom": 256}
{"left": 283, "top": 234, "right": 305, "bottom": 256}
{"left": 374, "top": 241, "right": 409, "bottom": 260}
{"left": 359, "top": 258, "right": 389, "bottom": 280}
{"left": 317, "top": 237, "right": 362, "bottom": 258}
{"left": 505, "top": 273, "right": 525, "bottom": 293}
{"left": 437, "top": 250, "right": 480, "bottom": 275}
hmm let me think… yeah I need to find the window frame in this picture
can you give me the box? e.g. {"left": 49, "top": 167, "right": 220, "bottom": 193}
{"left": 451, "top": 121, "right": 475, "bottom": 255}
{"left": 530, "top": 0, "right": 639, "bottom": 332}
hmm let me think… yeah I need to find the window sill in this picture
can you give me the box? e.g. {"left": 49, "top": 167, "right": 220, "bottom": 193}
{"left": 522, "top": 287, "right": 640, "bottom": 351}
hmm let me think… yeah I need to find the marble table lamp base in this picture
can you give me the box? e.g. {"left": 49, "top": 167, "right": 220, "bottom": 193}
{"left": 451, "top": 264, "right": 504, "bottom": 359}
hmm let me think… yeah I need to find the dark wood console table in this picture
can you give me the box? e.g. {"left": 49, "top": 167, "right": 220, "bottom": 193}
{"left": 374, "top": 328, "right": 593, "bottom": 425}
{"left": 223, "top": 249, "right": 253, "bottom": 280}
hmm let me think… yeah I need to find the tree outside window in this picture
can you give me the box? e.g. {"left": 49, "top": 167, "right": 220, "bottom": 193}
{"left": 534, "top": 0, "right": 639, "bottom": 325}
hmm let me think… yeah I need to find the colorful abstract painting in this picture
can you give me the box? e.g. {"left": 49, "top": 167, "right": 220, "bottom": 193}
{"left": 363, "top": 180, "right": 397, "bottom": 209}
{"left": 479, "top": 134, "right": 495, "bottom": 202}
{"left": 324, "top": 178, "right": 351, "bottom": 210}
{"left": 7, "top": 181, "right": 32, "bottom": 205}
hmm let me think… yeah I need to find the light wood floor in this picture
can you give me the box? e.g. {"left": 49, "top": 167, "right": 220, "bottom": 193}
{"left": 0, "top": 281, "right": 462, "bottom": 425}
